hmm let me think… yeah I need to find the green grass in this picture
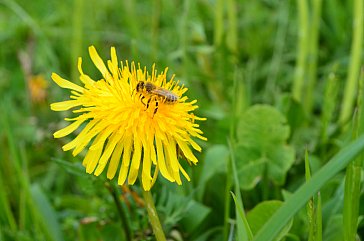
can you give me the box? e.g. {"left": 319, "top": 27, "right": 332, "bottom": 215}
{"left": 1, "top": 0, "right": 364, "bottom": 240}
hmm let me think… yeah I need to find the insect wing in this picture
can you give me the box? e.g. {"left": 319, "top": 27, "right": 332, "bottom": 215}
{"left": 150, "top": 88, "right": 173, "bottom": 97}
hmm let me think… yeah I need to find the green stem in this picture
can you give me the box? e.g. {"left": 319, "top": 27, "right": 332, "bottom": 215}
{"left": 180, "top": 0, "right": 190, "bottom": 81}
{"left": 226, "top": 0, "right": 238, "bottom": 55}
{"left": 320, "top": 67, "right": 339, "bottom": 152}
{"left": 265, "top": 1, "right": 289, "bottom": 101}
{"left": 223, "top": 151, "right": 232, "bottom": 241}
{"left": 105, "top": 183, "right": 132, "bottom": 241}
{"left": 214, "top": 0, "right": 224, "bottom": 47}
{"left": 305, "top": 150, "right": 315, "bottom": 241}
{"left": 142, "top": 189, "right": 167, "bottom": 241}
{"left": 292, "top": 0, "right": 309, "bottom": 102}
{"left": 71, "top": 0, "right": 84, "bottom": 83}
{"left": 150, "top": 0, "right": 161, "bottom": 61}
{"left": 339, "top": 0, "right": 363, "bottom": 124}
{"left": 316, "top": 192, "right": 322, "bottom": 241}
{"left": 305, "top": 0, "right": 322, "bottom": 115}
{"left": 228, "top": 140, "right": 253, "bottom": 240}
{"left": 0, "top": 169, "right": 17, "bottom": 232}
{"left": 343, "top": 68, "right": 364, "bottom": 241}
{"left": 122, "top": 1, "right": 140, "bottom": 60}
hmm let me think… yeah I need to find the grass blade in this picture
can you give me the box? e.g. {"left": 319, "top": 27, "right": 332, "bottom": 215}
{"left": 339, "top": 0, "right": 364, "bottom": 124}
{"left": 305, "top": 150, "right": 315, "bottom": 241}
{"left": 305, "top": 0, "right": 322, "bottom": 114}
{"left": 292, "top": 0, "right": 309, "bottom": 102}
{"left": 316, "top": 192, "right": 322, "bottom": 241}
{"left": 214, "top": 0, "right": 224, "bottom": 47}
{"left": 31, "top": 185, "right": 65, "bottom": 241}
{"left": 253, "top": 133, "right": 364, "bottom": 241}
{"left": 343, "top": 68, "right": 364, "bottom": 241}
{"left": 229, "top": 140, "right": 253, "bottom": 241}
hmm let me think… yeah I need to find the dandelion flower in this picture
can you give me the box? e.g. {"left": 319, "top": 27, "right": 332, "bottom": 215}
{"left": 28, "top": 74, "right": 48, "bottom": 103}
{"left": 51, "top": 46, "right": 206, "bottom": 191}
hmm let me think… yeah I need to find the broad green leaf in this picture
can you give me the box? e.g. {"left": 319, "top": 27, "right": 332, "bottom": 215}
{"left": 277, "top": 94, "right": 306, "bottom": 130}
{"left": 247, "top": 200, "right": 292, "bottom": 241}
{"left": 180, "top": 199, "right": 211, "bottom": 233}
{"left": 198, "top": 144, "right": 229, "bottom": 199}
{"left": 194, "top": 227, "right": 223, "bottom": 241}
{"left": 236, "top": 105, "right": 295, "bottom": 189}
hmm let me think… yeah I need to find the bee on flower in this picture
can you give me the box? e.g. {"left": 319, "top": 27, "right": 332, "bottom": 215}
{"left": 135, "top": 80, "right": 179, "bottom": 115}
{"left": 50, "top": 46, "right": 206, "bottom": 191}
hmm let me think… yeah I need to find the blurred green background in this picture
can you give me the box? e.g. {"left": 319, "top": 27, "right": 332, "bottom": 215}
{"left": 0, "top": 0, "right": 363, "bottom": 240}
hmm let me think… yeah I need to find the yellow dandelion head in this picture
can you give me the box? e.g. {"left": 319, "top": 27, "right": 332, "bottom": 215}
{"left": 50, "top": 46, "right": 207, "bottom": 191}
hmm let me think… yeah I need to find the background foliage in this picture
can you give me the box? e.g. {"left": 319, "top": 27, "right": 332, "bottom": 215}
{"left": 0, "top": 0, "right": 363, "bottom": 240}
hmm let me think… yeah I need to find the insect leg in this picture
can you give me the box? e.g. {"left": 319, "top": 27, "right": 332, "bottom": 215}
{"left": 140, "top": 95, "right": 147, "bottom": 107}
{"left": 146, "top": 97, "right": 152, "bottom": 110}
{"left": 153, "top": 100, "right": 159, "bottom": 115}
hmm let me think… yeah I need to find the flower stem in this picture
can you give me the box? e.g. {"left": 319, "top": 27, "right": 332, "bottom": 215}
{"left": 142, "top": 189, "right": 166, "bottom": 241}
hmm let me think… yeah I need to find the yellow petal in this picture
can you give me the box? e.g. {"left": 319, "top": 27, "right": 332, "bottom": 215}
{"left": 176, "top": 139, "right": 199, "bottom": 164}
{"left": 78, "top": 58, "right": 95, "bottom": 86}
{"left": 142, "top": 143, "right": 152, "bottom": 191}
{"left": 155, "top": 137, "right": 174, "bottom": 182}
{"left": 83, "top": 133, "right": 103, "bottom": 167}
{"left": 68, "top": 120, "right": 101, "bottom": 155}
{"left": 178, "top": 163, "right": 191, "bottom": 181}
{"left": 94, "top": 133, "right": 123, "bottom": 176}
{"left": 84, "top": 148, "right": 103, "bottom": 174}
{"left": 187, "top": 138, "right": 202, "bottom": 152}
{"left": 53, "top": 117, "right": 87, "bottom": 138}
{"left": 51, "top": 73, "right": 84, "bottom": 93}
{"left": 118, "top": 135, "right": 133, "bottom": 185}
{"left": 127, "top": 137, "right": 142, "bottom": 185}
{"left": 151, "top": 165, "right": 159, "bottom": 187}
{"left": 88, "top": 46, "right": 111, "bottom": 81}
{"left": 109, "top": 47, "right": 119, "bottom": 80}
{"left": 150, "top": 141, "right": 157, "bottom": 165}
{"left": 164, "top": 138, "right": 181, "bottom": 184}
{"left": 50, "top": 100, "right": 81, "bottom": 111}
{"left": 107, "top": 142, "right": 123, "bottom": 179}
{"left": 89, "top": 127, "right": 113, "bottom": 150}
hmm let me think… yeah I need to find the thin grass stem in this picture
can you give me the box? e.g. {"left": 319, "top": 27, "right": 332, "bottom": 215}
{"left": 228, "top": 139, "right": 253, "bottom": 241}
{"left": 71, "top": 0, "right": 84, "bottom": 83}
{"left": 150, "top": 0, "right": 160, "bottom": 60}
{"left": 293, "top": 0, "right": 309, "bottom": 102}
{"left": 226, "top": 0, "right": 238, "bottom": 55}
{"left": 339, "top": 0, "right": 363, "bottom": 124}
{"left": 214, "top": 0, "right": 224, "bottom": 47}
{"left": 316, "top": 192, "right": 322, "bottom": 241}
{"left": 305, "top": 0, "right": 322, "bottom": 115}
{"left": 343, "top": 68, "right": 364, "bottom": 241}
{"left": 305, "top": 150, "right": 315, "bottom": 241}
